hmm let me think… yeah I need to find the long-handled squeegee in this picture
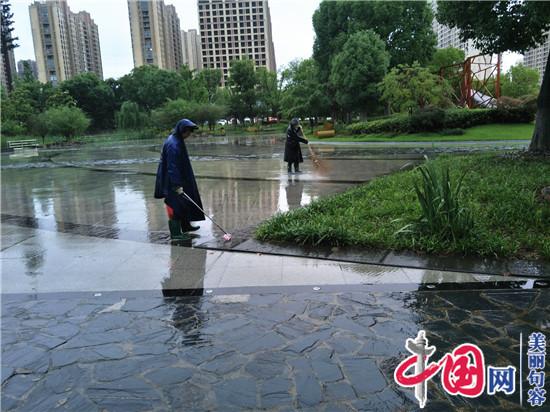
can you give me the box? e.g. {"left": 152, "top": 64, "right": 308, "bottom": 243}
{"left": 181, "top": 191, "right": 232, "bottom": 241}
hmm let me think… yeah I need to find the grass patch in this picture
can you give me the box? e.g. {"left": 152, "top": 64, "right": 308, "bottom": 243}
{"left": 256, "top": 153, "right": 550, "bottom": 260}
{"left": 310, "top": 123, "right": 534, "bottom": 142}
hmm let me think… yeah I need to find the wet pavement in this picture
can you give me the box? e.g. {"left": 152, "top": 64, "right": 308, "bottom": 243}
{"left": 2, "top": 136, "right": 546, "bottom": 276}
{"left": 2, "top": 288, "right": 548, "bottom": 411}
{"left": 2, "top": 137, "right": 418, "bottom": 250}
{"left": 2, "top": 136, "right": 548, "bottom": 410}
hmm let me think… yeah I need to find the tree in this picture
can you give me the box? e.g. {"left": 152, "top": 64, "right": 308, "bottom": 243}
{"left": 437, "top": 1, "right": 550, "bottom": 151}
{"left": 178, "top": 65, "right": 208, "bottom": 102}
{"left": 1, "top": 0, "right": 19, "bottom": 91}
{"left": 428, "top": 47, "right": 465, "bottom": 73}
{"left": 194, "top": 103, "right": 228, "bottom": 130}
{"left": 196, "top": 68, "right": 222, "bottom": 103}
{"left": 313, "top": 1, "right": 436, "bottom": 82}
{"left": 116, "top": 101, "right": 147, "bottom": 130}
{"left": 280, "top": 59, "right": 331, "bottom": 119}
{"left": 329, "top": 30, "right": 390, "bottom": 118}
{"left": 501, "top": 64, "right": 540, "bottom": 99}
{"left": 151, "top": 99, "right": 199, "bottom": 130}
{"left": 379, "top": 63, "right": 453, "bottom": 113}
{"left": 255, "top": 67, "right": 280, "bottom": 118}
{"left": 60, "top": 73, "right": 115, "bottom": 130}
{"left": 1, "top": 78, "right": 53, "bottom": 132}
{"left": 45, "top": 88, "right": 76, "bottom": 108}
{"left": 227, "top": 59, "right": 257, "bottom": 121}
{"left": 43, "top": 106, "right": 90, "bottom": 141}
{"left": 119, "top": 65, "right": 181, "bottom": 112}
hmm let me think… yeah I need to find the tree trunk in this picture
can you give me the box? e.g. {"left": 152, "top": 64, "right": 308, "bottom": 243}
{"left": 528, "top": 49, "right": 550, "bottom": 152}
{"left": 1, "top": 42, "right": 14, "bottom": 92}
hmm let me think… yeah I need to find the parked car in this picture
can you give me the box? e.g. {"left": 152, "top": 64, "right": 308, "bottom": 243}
{"left": 217, "top": 119, "right": 228, "bottom": 126}
{"left": 244, "top": 117, "right": 252, "bottom": 124}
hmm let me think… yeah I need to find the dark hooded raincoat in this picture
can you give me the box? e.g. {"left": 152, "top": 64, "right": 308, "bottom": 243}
{"left": 283, "top": 125, "right": 308, "bottom": 164}
{"left": 154, "top": 122, "right": 205, "bottom": 222}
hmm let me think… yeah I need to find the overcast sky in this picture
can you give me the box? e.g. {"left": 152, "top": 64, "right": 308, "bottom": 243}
{"left": 10, "top": 0, "right": 521, "bottom": 79}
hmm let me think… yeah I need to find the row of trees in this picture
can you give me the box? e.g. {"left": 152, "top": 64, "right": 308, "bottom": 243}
{"left": 2, "top": 1, "right": 548, "bottom": 149}
{"left": 2, "top": 60, "right": 281, "bottom": 138}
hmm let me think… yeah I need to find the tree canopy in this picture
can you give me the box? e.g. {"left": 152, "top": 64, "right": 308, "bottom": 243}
{"left": 428, "top": 47, "right": 465, "bottom": 73}
{"left": 280, "top": 59, "right": 330, "bottom": 119}
{"left": 379, "top": 63, "right": 452, "bottom": 113}
{"left": 313, "top": 1, "right": 436, "bottom": 82}
{"left": 437, "top": 0, "right": 550, "bottom": 151}
{"left": 501, "top": 64, "right": 540, "bottom": 99}
{"left": 61, "top": 73, "right": 115, "bottom": 130}
{"left": 118, "top": 65, "right": 181, "bottom": 111}
{"left": 330, "top": 30, "right": 390, "bottom": 116}
{"left": 227, "top": 59, "right": 257, "bottom": 120}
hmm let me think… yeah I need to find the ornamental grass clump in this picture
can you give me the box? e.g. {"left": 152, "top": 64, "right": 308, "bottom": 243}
{"left": 401, "top": 160, "right": 473, "bottom": 244}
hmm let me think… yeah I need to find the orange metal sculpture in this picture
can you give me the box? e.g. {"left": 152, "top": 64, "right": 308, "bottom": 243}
{"left": 439, "top": 54, "right": 501, "bottom": 108}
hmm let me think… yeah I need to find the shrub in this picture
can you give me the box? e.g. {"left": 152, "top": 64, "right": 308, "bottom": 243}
{"left": 346, "top": 105, "right": 535, "bottom": 135}
{"left": 346, "top": 115, "right": 409, "bottom": 135}
{"left": 409, "top": 107, "right": 446, "bottom": 132}
{"left": 1, "top": 119, "right": 26, "bottom": 136}
{"left": 43, "top": 106, "right": 90, "bottom": 141}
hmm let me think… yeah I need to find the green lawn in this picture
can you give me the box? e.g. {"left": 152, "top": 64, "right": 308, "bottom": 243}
{"left": 256, "top": 153, "right": 550, "bottom": 260}
{"left": 310, "top": 123, "right": 534, "bottom": 142}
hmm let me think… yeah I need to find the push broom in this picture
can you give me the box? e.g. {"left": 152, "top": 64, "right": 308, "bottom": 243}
{"left": 180, "top": 191, "right": 232, "bottom": 241}
{"left": 299, "top": 128, "right": 323, "bottom": 170}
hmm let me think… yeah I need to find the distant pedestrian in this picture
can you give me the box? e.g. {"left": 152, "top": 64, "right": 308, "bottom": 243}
{"left": 284, "top": 118, "right": 309, "bottom": 173}
{"left": 154, "top": 118, "right": 205, "bottom": 240}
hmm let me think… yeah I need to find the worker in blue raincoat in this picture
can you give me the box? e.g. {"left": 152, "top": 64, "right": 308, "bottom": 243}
{"left": 155, "top": 119, "right": 205, "bottom": 240}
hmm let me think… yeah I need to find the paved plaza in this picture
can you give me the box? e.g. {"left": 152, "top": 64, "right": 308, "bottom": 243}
{"left": 1, "top": 136, "right": 548, "bottom": 410}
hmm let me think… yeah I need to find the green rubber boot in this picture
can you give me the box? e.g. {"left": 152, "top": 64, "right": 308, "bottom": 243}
{"left": 168, "top": 220, "right": 191, "bottom": 241}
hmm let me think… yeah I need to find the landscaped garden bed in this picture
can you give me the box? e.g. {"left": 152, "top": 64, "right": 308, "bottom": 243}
{"left": 256, "top": 153, "right": 550, "bottom": 260}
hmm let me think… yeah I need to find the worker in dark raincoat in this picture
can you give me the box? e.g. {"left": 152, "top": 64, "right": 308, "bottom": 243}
{"left": 154, "top": 119, "right": 205, "bottom": 240}
{"left": 284, "top": 118, "right": 309, "bottom": 173}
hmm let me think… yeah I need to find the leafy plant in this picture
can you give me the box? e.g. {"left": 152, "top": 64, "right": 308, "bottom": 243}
{"left": 399, "top": 159, "right": 473, "bottom": 243}
{"left": 43, "top": 106, "right": 90, "bottom": 141}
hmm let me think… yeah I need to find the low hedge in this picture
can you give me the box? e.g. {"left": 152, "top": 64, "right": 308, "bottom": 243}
{"left": 346, "top": 106, "right": 536, "bottom": 135}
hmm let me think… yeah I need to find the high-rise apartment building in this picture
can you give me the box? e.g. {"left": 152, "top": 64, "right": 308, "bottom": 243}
{"left": 127, "top": 0, "right": 183, "bottom": 71}
{"left": 198, "top": 0, "right": 276, "bottom": 85}
{"left": 17, "top": 59, "right": 38, "bottom": 79}
{"left": 523, "top": 31, "right": 549, "bottom": 86}
{"left": 29, "top": 0, "right": 103, "bottom": 84}
{"left": 181, "top": 29, "right": 203, "bottom": 71}
{"left": 431, "top": 1, "right": 478, "bottom": 58}
{"left": 70, "top": 11, "right": 103, "bottom": 78}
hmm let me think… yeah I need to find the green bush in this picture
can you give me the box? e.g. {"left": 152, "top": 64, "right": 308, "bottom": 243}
{"left": 43, "top": 106, "right": 90, "bottom": 140}
{"left": 346, "top": 115, "right": 409, "bottom": 135}
{"left": 409, "top": 107, "right": 446, "bottom": 132}
{"left": 346, "top": 105, "right": 535, "bottom": 135}
{"left": 1, "top": 119, "right": 26, "bottom": 136}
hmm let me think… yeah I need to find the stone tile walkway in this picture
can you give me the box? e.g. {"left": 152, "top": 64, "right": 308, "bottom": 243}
{"left": 2, "top": 288, "right": 547, "bottom": 411}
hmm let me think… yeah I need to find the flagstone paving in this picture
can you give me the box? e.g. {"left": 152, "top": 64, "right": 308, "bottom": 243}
{"left": 2, "top": 288, "right": 548, "bottom": 411}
